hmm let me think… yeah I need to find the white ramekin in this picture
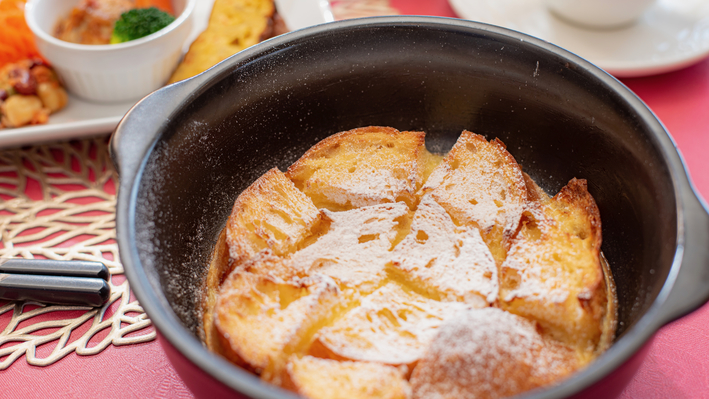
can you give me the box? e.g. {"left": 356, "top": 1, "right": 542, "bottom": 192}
{"left": 25, "top": 0, "right": 195, "bottom": 103}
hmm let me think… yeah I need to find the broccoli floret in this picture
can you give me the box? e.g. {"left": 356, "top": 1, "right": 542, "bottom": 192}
{"left": 110, "top": 7, "right": 175, "bottom": 44}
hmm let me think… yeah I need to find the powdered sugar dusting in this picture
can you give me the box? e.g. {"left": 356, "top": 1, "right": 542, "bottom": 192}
{"left": 390, "top": 195, "right": 498, "bottom": 304}
{"left": 421, "top": 132, "right": 526, "bottom": 236}
{"left": 503, "top": 236, "right": 572, "bottom": 304}
{"left": 410, "top": 308, "right": 576, "bottom": 399}
{"left": 216, "top": 128, "right": 607, "bottom": 398}
{"left": 501, "top": 202, "right": 584, "bottom": 305}
{"left": 316, "top": 282, "right": 472, "bottom": 365}
{"left": 316, "top": 167, "right": 410, "bottom": 207}
{"left": 287, "top": 202, "right": 409, "bottom": 286}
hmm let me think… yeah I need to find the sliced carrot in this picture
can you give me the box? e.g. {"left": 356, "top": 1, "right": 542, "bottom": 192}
{"left": 134, "top": 0, "right": 175, "bottom": 15}
{"left": 0, "top": 0, "right": 45, "bottom": 67}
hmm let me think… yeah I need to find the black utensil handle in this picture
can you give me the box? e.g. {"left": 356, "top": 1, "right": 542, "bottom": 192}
{"left": 0, "top": 259, "right": 109, "bottom": 281}
{"left": 0, "top": 274, "right": 110, "bottom": 307}
{"left": 658, "top": 186, "right": 709, "bottom": 326}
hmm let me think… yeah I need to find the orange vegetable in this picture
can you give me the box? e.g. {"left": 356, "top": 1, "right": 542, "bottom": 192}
{"left": 134, "top": 0, "right": 175, "bottom": 15}
{"left": 0, "top": 0, "right": 45, "bottom": 68}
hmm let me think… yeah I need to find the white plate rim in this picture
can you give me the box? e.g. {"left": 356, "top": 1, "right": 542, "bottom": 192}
{"left": 448, "top": 0, "right": 709, "bottom": 78}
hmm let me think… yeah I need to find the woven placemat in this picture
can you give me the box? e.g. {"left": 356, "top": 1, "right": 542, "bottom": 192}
{"left": 0, "top": 137, "right": 154, "bottom": 369}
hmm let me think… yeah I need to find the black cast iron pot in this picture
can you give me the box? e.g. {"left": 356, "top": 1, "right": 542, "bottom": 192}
{"left": 111, "top": 16, "right": 709, "bottom": 399}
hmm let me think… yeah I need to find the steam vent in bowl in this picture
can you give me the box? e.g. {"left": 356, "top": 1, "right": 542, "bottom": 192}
{"left": 203, "top": 126, "right": 618, "bottom": 399}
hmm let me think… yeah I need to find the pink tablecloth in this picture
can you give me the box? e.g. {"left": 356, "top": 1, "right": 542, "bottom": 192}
{"left": 3, "top": 1, "right": 709, "bottom": 398}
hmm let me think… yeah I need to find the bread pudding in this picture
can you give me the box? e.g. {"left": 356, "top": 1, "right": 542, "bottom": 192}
{"left": 204, "top": 126, "right": 617, "bottom": 399}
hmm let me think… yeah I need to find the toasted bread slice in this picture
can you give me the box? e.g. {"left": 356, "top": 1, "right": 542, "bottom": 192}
{"left": 168, "top": 0, "right": 285, "bottom": 83}
{"left": 499, "top": 178, "right": 605, "bottom": 354}
{"left": 286, "top": 126, "right": 429, "bottom": 211}
{"left": 420, "top": 131, "right": 527, "bottom": 265}
{"left": 284, "top": 356, "right": 411, "bottom": 399}
{"left": 214, "top": 271, "right": 344, "bottom": 382}
{"left": 242, "top": 202, "right": 411, "bottom": 290}
{"left": 311, "top": 282, "right": 470, "bottom": 368}
{"left": 286, "top": 202, "right": 411, "bottom": 290}
{"left": 388, "top": 194, "right": 498, "bottom": 305}
{"left": 226, "top": 168, "right": 326, "bottom": 265}
{"left": 410, "top": 308, "right": 578, "bottom": 399}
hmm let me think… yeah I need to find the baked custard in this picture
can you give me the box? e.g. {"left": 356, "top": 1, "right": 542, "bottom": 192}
{"left": 204, "top": 126, "right": 617, "bottom": 399}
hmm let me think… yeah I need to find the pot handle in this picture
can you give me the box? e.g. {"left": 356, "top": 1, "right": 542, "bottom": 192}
{"left": 657, "top": 185, "right": 709, "bottom": 326}
{"left": 109, "top": 77, "right": 203, "bottom": 182}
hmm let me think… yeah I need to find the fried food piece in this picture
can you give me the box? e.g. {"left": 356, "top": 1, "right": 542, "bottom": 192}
{"left": 225, "top": 168, "right": 326, "bottom": 265}
{"left": 286, "top": 126, "right": 429, "bottom": 211}
{"left": 284, "top": 356, "right": 411, "bottom": 399}
{"left": 167, "top": 0, "right": 285, "bottom": 83}
{"left": 0, "top": 95, "right": 46, "bottom": 127}
{"left": 420, "top": 130, "right": 528, "bottom": 265}
{"left": 410, "top": 308, "right": 578, "bottom": 399}
{"left": 388, "top": 194, "right": 498, "bottom": 306}
{"left": 311, "top": 282, "right": 471, "bottom": 369}
{"left": 499, "top": 178, "right": 605, "bottom": 354}
{"left": 36, "top": 81, "right": 68, "bottom": 112}
{"left": 0, "top": 60, "right": 67, "bottom": 128}
{"left": 214, "top": 271, "right": 344, "bottom": 382}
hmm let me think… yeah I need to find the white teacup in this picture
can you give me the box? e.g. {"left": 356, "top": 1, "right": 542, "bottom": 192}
{"left": 547, "top": 0, "right": 657, "bottom": 29}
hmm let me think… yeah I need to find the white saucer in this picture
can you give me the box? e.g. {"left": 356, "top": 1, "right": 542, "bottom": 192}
{"left": 448, "top": 0, "right": 709, "bottom": 77}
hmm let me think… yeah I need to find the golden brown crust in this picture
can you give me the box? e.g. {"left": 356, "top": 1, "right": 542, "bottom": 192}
{"left": 214, "top": 270, "right": 343, "bottom": 382}
{"left": 168, "top": 0, "right": 279, "bottom": 83}
{"left": 555, "top": 178, "right": 602, "bottom": 249}
{"left": 499, "top": 178, "right": 606, "bottom": 355}
{"left": 225, "top": 168, "right": 324, "bottom": 266}
{"left": 286, "top": 126, "right": 428, "bottom": 211}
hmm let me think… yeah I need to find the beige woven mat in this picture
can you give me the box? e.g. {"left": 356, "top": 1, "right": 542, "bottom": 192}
{"left": 0, "top": 137, "right": 154, "bottom": 369}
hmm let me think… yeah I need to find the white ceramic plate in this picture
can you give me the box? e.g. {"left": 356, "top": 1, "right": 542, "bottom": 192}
{"left": 449, "top": 0, "right": 709, "bottom": 78}
{"left": 0, "top": 0, "right": 332, "bottom": 149}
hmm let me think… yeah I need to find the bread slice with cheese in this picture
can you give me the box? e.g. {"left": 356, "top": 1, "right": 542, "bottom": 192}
{"left": 168, "top": 0, "right": 286, "bottom": 83}
{"left": 286, "top": 126, "right": 429, "bottom": 211}
{"left": 225, "top": 168, "right": 327, "bottom": 266}
{"left": 284, "top": 356, "right": 411, "bottom": 399}
{"left": 420, "top": 130, "right": 528, "bottom": 265}
{"left": 498, "top": 178, "right": 605, "bottom": 355}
